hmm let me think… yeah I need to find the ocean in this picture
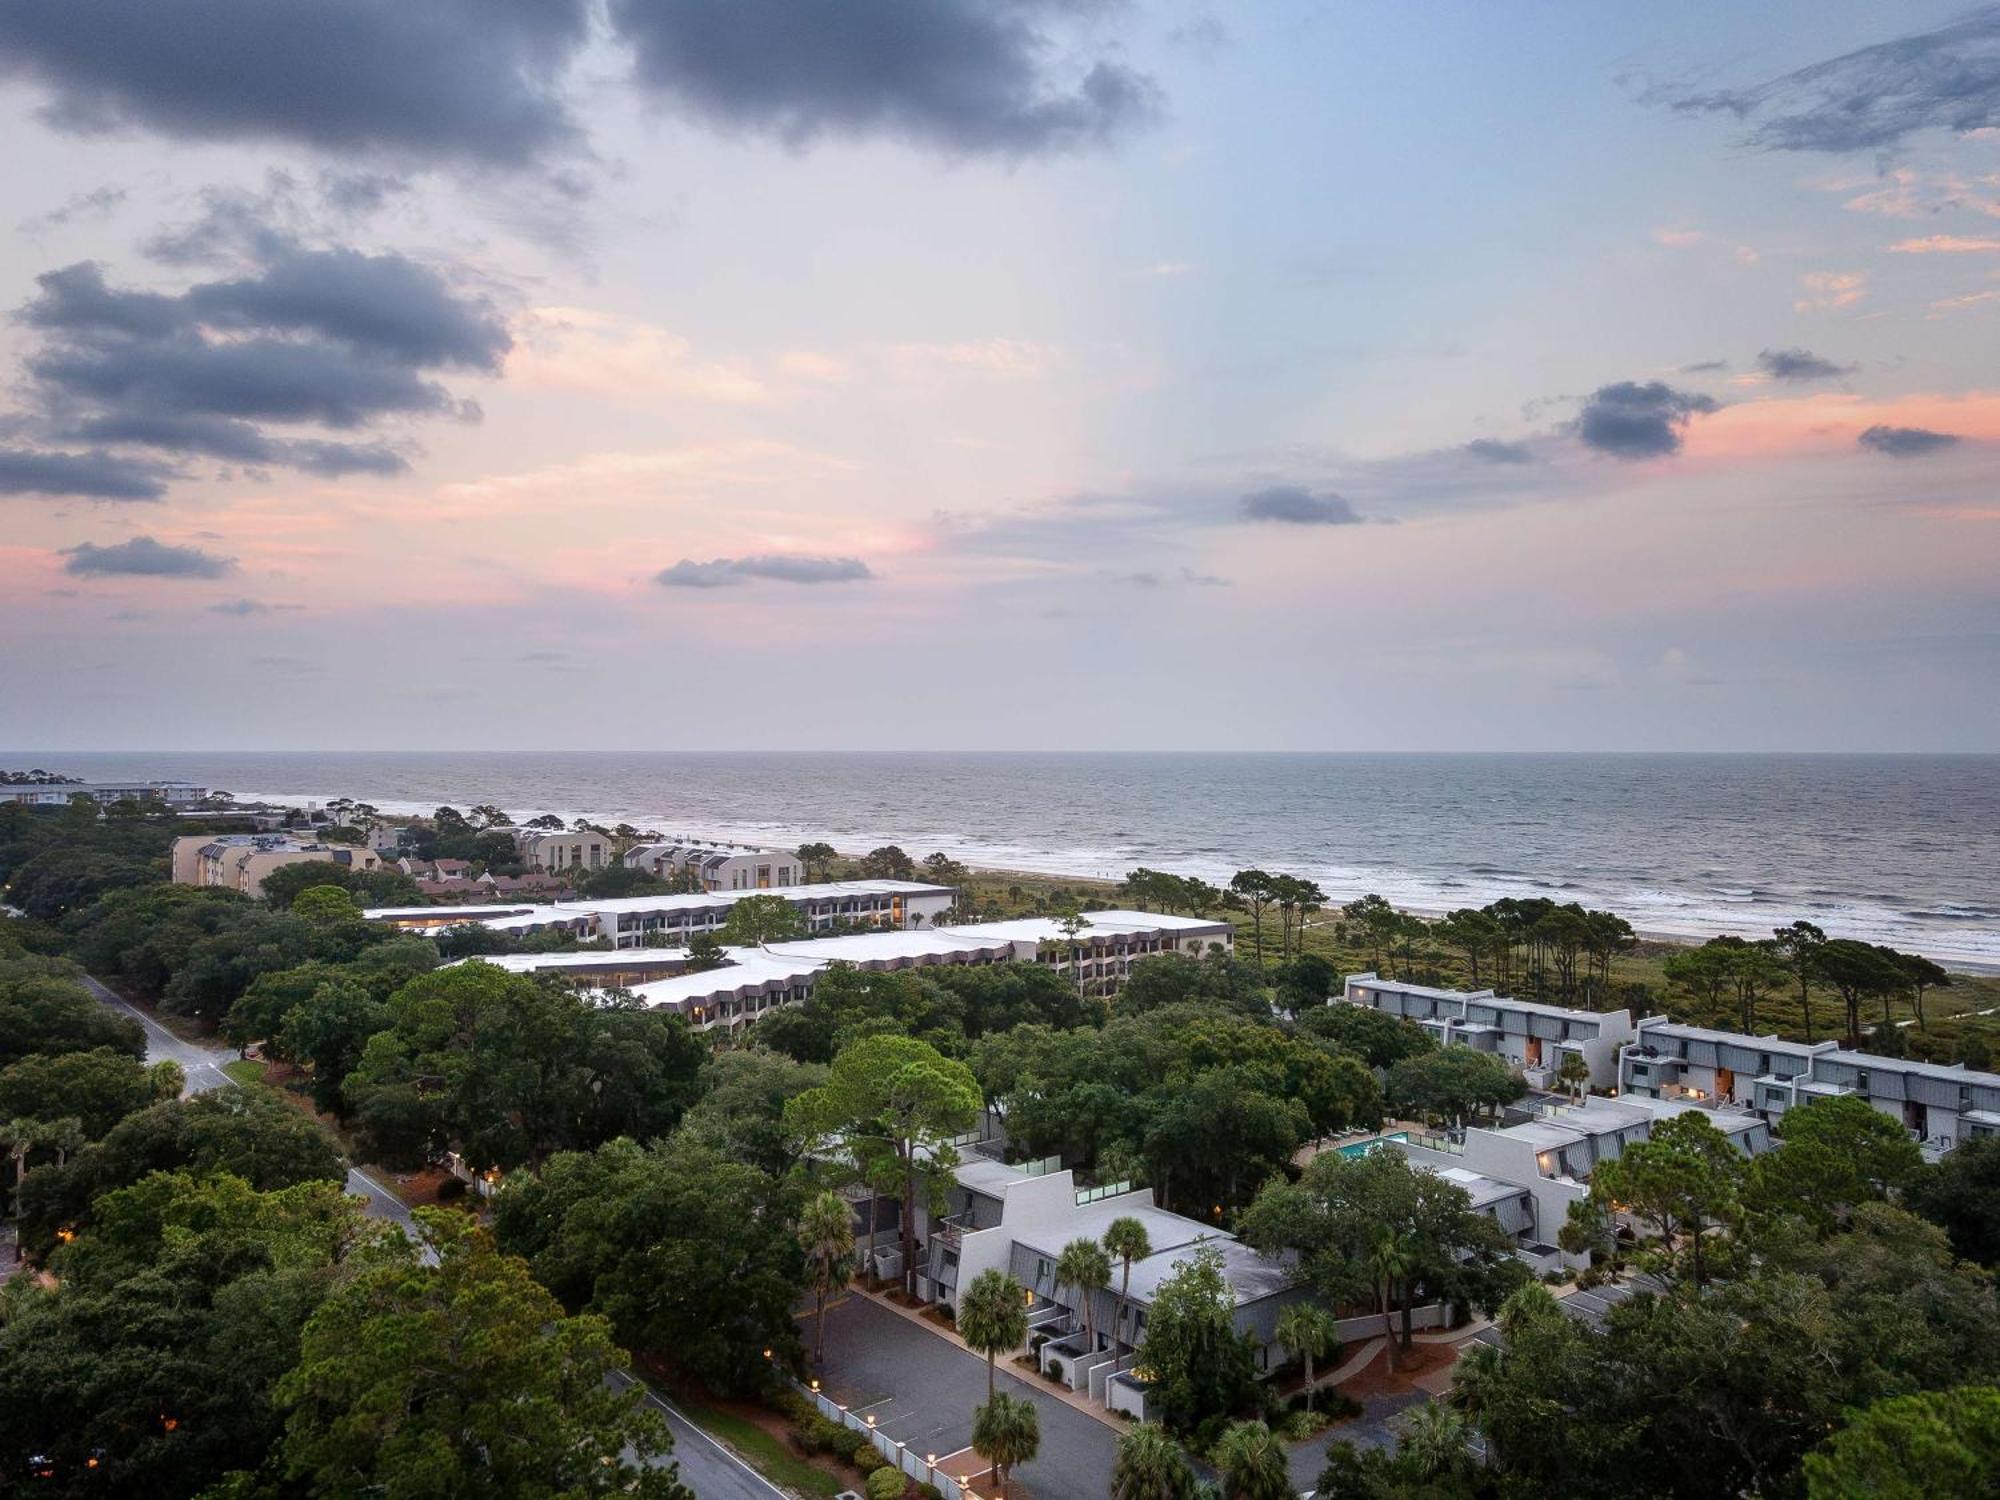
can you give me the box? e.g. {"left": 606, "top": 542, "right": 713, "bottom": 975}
{"left": 15, "top": 751, "right": 2000, "bottom": 970}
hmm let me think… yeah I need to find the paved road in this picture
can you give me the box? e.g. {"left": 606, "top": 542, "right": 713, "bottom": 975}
{"left": 816, "top": 1295, "right": 1118, "bottom": 1500}
{"left": 83, "top": 976, "right": 777, "bottom": 1500}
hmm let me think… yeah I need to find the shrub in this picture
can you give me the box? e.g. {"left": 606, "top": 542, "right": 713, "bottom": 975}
{"left": 435, "top": 1175, "right": 467, "bottom": 1202}
{"left": 791, "top": 1423, "right": 825, "bottom": 1456}
{"left": 918, "top": 1484, "right": 943, "bottom": 1500}
{"left": 775, "top": 1390, "right": 817, "bottom": 1426}
{"left": 1319, "top": 1390, "right": 1362, "bottom": 1421}
{"left": 866, "top": 1466, "right": 907, "bottom": 1500}
{"left": 1045, "top": 1359, "right": 1065, "bottom": 1384}
{"left": 840, "top": 1426, "right": 879, "bottom": 1463}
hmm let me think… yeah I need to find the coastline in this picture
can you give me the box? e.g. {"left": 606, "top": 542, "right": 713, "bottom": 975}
{"left": 225, "top": 786, "right": 2000, "bottom": 976}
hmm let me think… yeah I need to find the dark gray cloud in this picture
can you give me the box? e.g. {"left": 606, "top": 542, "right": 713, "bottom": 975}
{"left": 610, "top": 0, "right": 1158, "bottom": 155}
{"left": 1667, "top": 8, "right": 2000, "bottom": 153}
{"left": 1574, "top": 381, "right": 1720, "bottom": 459}
{"left": 1858, "top": 424, "right": 1961, "bottom": 457}
{"left": 1239, "top": 486, "right": 1364, "bottom": 525}
{"left": 0, "top": 0, "right": 591, "bottom": 168}
{"left": 1464, "top": 438, "right": 1534, "bottom": 465}
{"left": 1679, "top": 359, "right": 1729, "bottom": 374}
{"left": 0, "top": 445, "right": 169, "bottom": 500}
{"left": 656, "top": 554, "right": 874, "bottom": 588}
{"left": 208, "top": 598, "right": 269, "bottom": 615}
{"left": 10, "top": 236, "right": 497, "bottom": 489}
{"left": 19, "top": 185, "right": 126, "bottom": 234}
{"left": 61, "top": 535, "right": 234, "bottom": 578}
{"left": 1756, "top": 347, "right": 1853, "bottom": 382}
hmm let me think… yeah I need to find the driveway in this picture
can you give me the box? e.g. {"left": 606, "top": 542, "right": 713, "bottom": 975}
{"left": 1284, "top": 1390, "right": 1427, "bottom": 1492}
{"left": 816, "top": 1295, "right": 1118, "bottom": 1500}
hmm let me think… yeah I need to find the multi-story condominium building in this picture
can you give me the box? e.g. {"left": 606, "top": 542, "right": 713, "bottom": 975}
{"left": 912, "top": 1147, "right": 1307, "bottom": 1419}
{"left": 961, "top": 912, "right": 1234, "bottom": 998}
{"left": 1616, "top": 1017, "right": 2000, "bottom": 1155}
{"left": 170, "top": 833, "right": 383, "bottom": 899}
{"left": 2, "top": 779, "right": 208, "bottom": 807}
{"left": 511, "top": 828, "right": 612, "bottom": 873}
{"left": 623, "top": 839, "right": 798, "bottom": 891}
{"left": 461, "top": 910, "right": 1229, "bottom": 1033}
{"left": 1392, "top": 1093, "right": 1772, "bottom": 1267}
{"left": 1343, "top": 973, "right": 1637, "bottom": 1090}
{"left": 362, "top": 879, "right": 959, "bottom": 945}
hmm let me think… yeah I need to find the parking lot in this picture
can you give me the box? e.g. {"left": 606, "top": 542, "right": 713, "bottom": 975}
{"left": 815, "top": 1295, "right": 1118, "bottom": 1500}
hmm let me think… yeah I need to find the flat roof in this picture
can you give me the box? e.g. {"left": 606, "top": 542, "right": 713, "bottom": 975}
{"left": 1345, "top": 973, "right": 1612, "bottom": 1024}
{"left": 1430, "top": 1165, "right": 1533, "bottom": 1210}
{"left": 440, "top": 950, "right": 690, "bottom": 974}
{"left": 1639, "top": 1021, "right": 1827, "bottom": 1058}
{"left": 938, "top": 911, "right": 1230, "bottom": 944}
{"left": 765, "top": 930, "right": 1014, "bottom": 964}
{"left": 1826, "top": 1050, "right": 2000, "bottom": 1088}
{"left": 627, "top": 950, "right": 823, "bottom": 1007}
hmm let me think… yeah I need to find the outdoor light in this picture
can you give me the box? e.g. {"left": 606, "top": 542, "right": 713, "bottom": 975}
{"left": 867, "top": 1414, "right": 877, "bottom": 1428}
{"left": 926, "top": 1454, "right": 936, "bottom": 1467}
{"left": 763, "top": 1348, "right": 773, "bottom": 1360}
{"left": 810, "top": 1378, "right": 820, "bottom": 1392}
{"left": 1022, "top": 1287, "right": 1033, "bottom": 1305}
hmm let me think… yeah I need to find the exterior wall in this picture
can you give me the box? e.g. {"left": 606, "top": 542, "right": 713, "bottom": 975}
{"left": 172, "top": 836, "right": 379, "bottom": 899}
{"left": 1343, "top": 973, "right": 1633, "bottom": 1089}
{"left": 518, "top": 831, "right": 611, "bottom": 872}
{"left": 624, "top": 843, "right": 799, "bottom": 891}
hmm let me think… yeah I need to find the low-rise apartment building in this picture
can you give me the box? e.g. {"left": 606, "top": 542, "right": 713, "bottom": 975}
{"left": 915, "top": 1148, "right": 1306, "bottom": 1416}
{"left": 170, "top": 833, "right": 383, "bottom": 900}
{"left": 623, "top": 840, "right": 798, "bottom": 891}
{"left": 1391, "top": 1093, "right": 1773, "bottom": 1267}
{"left": 1343, "top": 973, "right": 1636, "bottom": 1090}
{"left": 512, "top": 828, "right": 612, "bottom": 873}
{"left": 2, "top": 779, "right": 209, "bottom": 808}
{"left": 961, "top": 912, "right": 1234, "bottom": 997}
{"left": 362, "top": 878, "right": 959, "bottom": 946}
{"left": 1617, "top": 1017, "right": 2000, "bottom": 1155}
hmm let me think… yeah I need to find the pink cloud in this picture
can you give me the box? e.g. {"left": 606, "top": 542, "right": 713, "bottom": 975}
{"left": 1794, "top": 270, "right": 1868, "bottom": 311}
{"left": 1889, "top": 235, "right": 2000, "bottom": 254}
{"left": 1683, "top": 391, "right": 2000, "bottom": 463}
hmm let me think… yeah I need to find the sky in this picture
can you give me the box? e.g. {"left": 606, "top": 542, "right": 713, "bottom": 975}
{"left": 1, "top": 0, "right": 1997, "bottom": 752}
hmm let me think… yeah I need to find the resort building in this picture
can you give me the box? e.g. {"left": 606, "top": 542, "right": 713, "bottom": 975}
{"left": 1618, "top": 1017, "right": 2000, "bottom": 1156}
{"left": 1391, "top": 1093, "right": 1773, "bottom": 1267}
{"left": 170, "top": 833, "right": 384, "bottom": 899}
{"left": 1342, "top": 973, "right": 1637, "bottom": 1090}
{"left": 452, "top": 909, "right": 1234, "bottom": 1034}
{"left": 914, "top": 1146, "right": 1306, "bottom": 1418}
{"left": 2, "top": 779, "right": 208, "bottom": 808}
{"left": 511, "top": 827, "right": 612, "bottom": 873}
{"left": 623, "top": 840, "right": 799, "bottom": 891}
{"left": 361, "top": 878, "right": 959, "bottom": 946}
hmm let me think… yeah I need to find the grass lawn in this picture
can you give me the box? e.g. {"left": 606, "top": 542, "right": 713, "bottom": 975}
{"left": 222, "top": 1058, "right": 267, "bottom": 1088}
{"left": 670, "top": 1393, "right": 844, "bottom": 1498}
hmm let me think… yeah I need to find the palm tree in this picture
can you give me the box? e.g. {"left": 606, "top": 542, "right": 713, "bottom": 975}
{"left": 972, "top": 1392, "right": 1040, "bottom": 1500}
{"left": 797, "top": 1190, "right": 855, "bottom": 1366}
{"left": 1102, "top": 1215, "right": 1152, "bottom": 1349}
{"left": 960, "top": 1268, "right": 1030, "bottom": 1399}
{"left": 1111, "top": 1423, "right": 1197, "bottom": 1500}
{"left": 3, "top": 1118, "right": 44, "bottom": 1220}
{"left": 1398, "top": 1402, "right": 1471, "bottom": 1482}
{"left": 1055, "top": 1236, "right": 1113, "bottom": 1356}
{"left": 1274, "top": 1303, "right": 1338, "bottom": 1415}
{"left": 1368, "top": 1227, "right": 1413, "bottom": 1373}
{"left": 1211, "top": 1421, "right": 1294, "bottom": 1500}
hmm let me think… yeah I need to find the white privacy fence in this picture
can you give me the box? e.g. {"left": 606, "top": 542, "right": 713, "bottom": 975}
{"left": 792, "top": 1378, "right": 982, "bottom": 1500}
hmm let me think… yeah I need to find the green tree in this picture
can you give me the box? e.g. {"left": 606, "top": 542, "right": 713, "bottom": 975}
{"left": 784, "top": 1033, "right": 981, "bottom": 1300}
{"left": 1555, "top": 1049, "right": 1592, "bottom": 1103}
{"left": 1383, "top": 1047, "right": 1522, "bottom": 1127}
{"left": 1772, "top": 920, "right": 1828, "bottom": 1042}
{"left": 0, "top": 1046, "right": 159, "bottom": 1138}
{"left": 796, "top": 842, "right": 839, "bottom": 882}
{"left": 0, "top": 970, "right": 144, "bottom": 1064}
{"left": 1340, "top": 894, "right": 1399, "bottom": 974}
{"left": 799, "top": 1189, "right": 856, "bottom": 1367}
{"left": 1815, "top": 939, "right": 1911, "bottom": 1048}
{"left": 680, "top": 1049, "right": 827, "bottom": 1176}
{"left": 1137, "top": 1245, "right": 1258, "bottom": 1434}
{"left": 1802, "top": 1386, "right": 2000, "bottom": 1500}
{"left": 1367, "top": 1227, "right": 1414, "bottom": 1372}
{"left": 1590, "top": 1111, "right": 1745, "bottom": 1289}
{"left": 859, "top": 846, "right": 916, "bottom": 881}
{"left": 1292, "top": 1004, "right": 1435, "bottom": 1070}
{"left": 1747, "top": 1093, "right": 1924, "bottom": 1233}
{"left": 1396, "top": 1401, "right": 1472, "bottom": 1484}
{"left": 1274, "top": 1303, "right": 1338, "bottom": 1414}
{"left": 1231, "top": 871, "right": 1278, "bottom": 963}
{"left": 960, "top": 1267, "right": 1031, "bottom": 1398}
{"left": 971, "top": 1392, "right": 1039, "bottom": 1500}
{"left": 274, "top": 1208, "right": 687, "bottom": 1498}
{"left": 720, "top": 893, "right": 809, "bottom": 945}
{"left": 1056, "top": 1235, "right": 1113, "bottom": 1357}
{"left": 277, "top": 976, "right": 387, "bottom": 1115}
{"left": 1111, "top": 1423, "right": 1198, "bottom": 1500}
{"left": 1907, "top": 1136, "right": 2000, "bottom": 1267}
{"left": 289, "top": 884, "right": 361, "bottom": 927}
{"left": 491, "top": 1135, "right": 806, "bottom": 1393}
{"left": 1212, "top": 1420, "right": 1294, "bottom": 1500}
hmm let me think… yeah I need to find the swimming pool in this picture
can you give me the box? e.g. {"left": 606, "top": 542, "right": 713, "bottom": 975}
{"left": 1335, "top": 1131, "right": 1411, "bottom": 1159}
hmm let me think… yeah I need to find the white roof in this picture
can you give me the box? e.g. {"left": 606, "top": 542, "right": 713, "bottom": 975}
{"left": 627, "top": 950, "right": 823, "bottom": 1009}
{"left": 938, "top": 910, "right": 1229, "bottom": 944}
{"left": 440, "top": 950, "right": 691, "bottom": 974}
{"left": 765, "top": 930, "right": 1014, "bottom": 964}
